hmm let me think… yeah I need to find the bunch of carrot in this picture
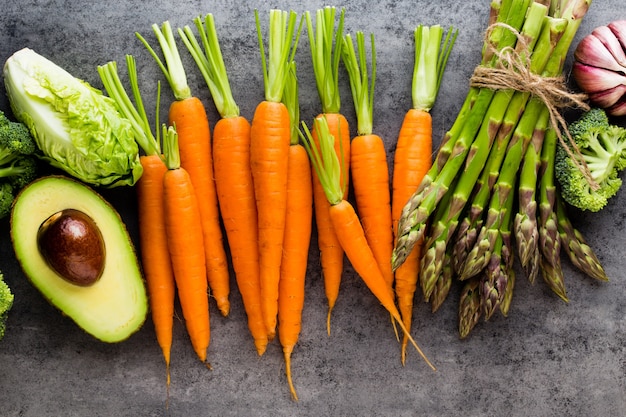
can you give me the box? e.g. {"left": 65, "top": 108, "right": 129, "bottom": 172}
{"left": 107, "top": 7, "right": 458, "bottom": 401}
{"left": 97, "top": 52, "right": 212, "bottom": 406}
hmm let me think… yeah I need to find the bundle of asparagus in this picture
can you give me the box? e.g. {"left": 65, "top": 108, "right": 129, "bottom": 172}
{"left": 391, "top": 0, "right": 609, "bottom": 338}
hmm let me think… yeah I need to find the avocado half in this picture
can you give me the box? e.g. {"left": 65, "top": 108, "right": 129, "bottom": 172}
{"left": 10, "top": 175, "right": 148, "bottom": 342}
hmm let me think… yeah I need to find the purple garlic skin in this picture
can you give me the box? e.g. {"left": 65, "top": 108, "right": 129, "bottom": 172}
{"left": 573, "top": 20, "right": 626, "bottom": 116}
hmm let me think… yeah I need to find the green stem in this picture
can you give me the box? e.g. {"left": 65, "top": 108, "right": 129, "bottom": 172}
{"left": 342, "top": 31, "right": 376, "bottom": 135}
{"left": 306, "top": 7, "right": 345, "bottom": 114}
{"left": 255, "top": 9, "right": 303, "bottom": 103}
{"left": 412, "top": 25, "right": 458, "bottom": 111}
{"left": 178, "top": 14, "right": 240, "bottom": 118}
{"left": 97, "top": 56, "right": 161, "bottom": 157}
{"left": 136, "top": 21, "right": 191, "bottom": 101}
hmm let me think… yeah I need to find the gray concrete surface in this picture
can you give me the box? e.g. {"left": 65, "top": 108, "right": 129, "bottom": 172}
{"left": 0, "top": 1, "right": 624, "bottom": 416}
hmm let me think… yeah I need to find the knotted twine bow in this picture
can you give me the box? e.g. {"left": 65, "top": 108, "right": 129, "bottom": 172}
{"left": 469, "top": 23, "right": 598, "bottom": 190}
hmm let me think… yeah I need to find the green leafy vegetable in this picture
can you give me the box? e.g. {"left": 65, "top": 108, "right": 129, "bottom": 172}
{"left": 3, "top": 48, "right": 142, "bottom": 187}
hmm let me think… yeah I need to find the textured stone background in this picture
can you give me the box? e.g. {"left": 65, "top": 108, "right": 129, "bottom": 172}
{"left": 0, "top": 1, "right": 624, "bottom": 416}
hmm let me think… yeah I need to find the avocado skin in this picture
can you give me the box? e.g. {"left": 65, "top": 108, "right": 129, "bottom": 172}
{"left": 10, "top": 175, "right": 148, "bottom": 343}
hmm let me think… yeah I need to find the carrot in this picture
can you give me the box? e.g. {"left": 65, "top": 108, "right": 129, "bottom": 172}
{"left": 341, "top": 32, "right": 395, "bottom": 299}
{"left": 252, "top": 9, "right": 303, "bottom": 339}
{"left": 178, "top": 14, "right": 268, "bottom": 356}
{"left": 162, "top": 125, "right": 211, "bottom": 366}
{"left": 305, "top": 7, "right": 351, "bottom": 335}
{"left": 391, "top": 25, "right": 457, "bottom": 364}
{"left": 137, "top": 21, "right": 230, "bottom": 317}
{"left": 301, "top": 117, "right": 435, "bottom": 371}
{"left": 278, "top": 61, "right": 313, "bottom": 401}
{"left": 98, "top": 57, "right": 175, "bottom": 395}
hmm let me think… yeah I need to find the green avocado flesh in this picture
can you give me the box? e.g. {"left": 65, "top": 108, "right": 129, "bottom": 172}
{"left": 10, "top": 175, "right": 148, "bottom": 342}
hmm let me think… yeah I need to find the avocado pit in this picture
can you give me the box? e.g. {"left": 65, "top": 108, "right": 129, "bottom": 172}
{"left": 37, "top": 208, "right": 105, "bottom": 286}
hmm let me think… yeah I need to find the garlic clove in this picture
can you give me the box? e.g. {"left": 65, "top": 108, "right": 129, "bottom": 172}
{"left": 575, "top": 34, "right": 626, "bottom": 72}
{"left": 591, "top": 25, "right": 626, "bottom": 68}
{"left": 608, "top": 20, "right": 626, "bottom": 58}
{"left": 572, "top": 61, "right": 626, "bottom": 92}
{"left": 607, "top": 98, "right": 626, "bottom": 116}
{"left": 588, "top": 84, "right": 626, "bottom": 108}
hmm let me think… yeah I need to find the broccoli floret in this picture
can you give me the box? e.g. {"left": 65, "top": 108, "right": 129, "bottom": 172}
{"left": 0, "top": 272, "right": 14, "bottom": 341}
{"left": 555, "top": 108, "right": 626, "bottom": 212}
{"left": 0, "top": 110, "right": 38, "bottom": 218}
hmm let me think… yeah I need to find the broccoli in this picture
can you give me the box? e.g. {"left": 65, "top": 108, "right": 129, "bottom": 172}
{"left": 0, "top": 110, "right": 38, "bottom": 218}
{"left": 555, "top": 108, "right": 626, "bottom": 212}
{"left": 0, "top": 272, "right": 14, "bottom": 340}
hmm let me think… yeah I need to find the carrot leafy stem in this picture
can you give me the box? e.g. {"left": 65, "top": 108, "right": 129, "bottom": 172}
{"left": 137, "top": 21, "right": 192, "bottom": 101}
{"left": 300, "top": 117, "right": 342, "bottom": 205}
{"left": 412, "top": 25, "right": 458, "bottom": 112}
{"left": 306, "top": 6, "right": 345, "bottom": 114}
{"left": 342, "top": 31, "right": 376, "bottom": 136}
{"left": 282, "top": 61, "right": 301, "bottom": 145}
{"left": 178, "top": 14, "right": 240, "bottom": 118}
{"left": 255, "top": 9, "right": 303, "bottom": 103}
{"left": 97, "top": 56, "right": 162, "bottom": 157}
{"left": 162, "top": 124, "right": 180, "bottom": 171}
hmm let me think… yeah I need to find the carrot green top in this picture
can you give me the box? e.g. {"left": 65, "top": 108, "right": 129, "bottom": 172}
{"left": 300, "top": 117, "right": 342, "bottom": 205}
{"left": 282, "top": 61, "right": 301, "bottom": 146}
{"left": 137, "top": 21, "right": 192, "bottom": 101}
{"left": 341, "top": 31, "right": 376, "bottom": 136}
{"left": 411, "top": 25, "right": 457, "bottom": 112}
{"left": 178, "top": 14, "right": 240, "bottom": 119}
{"left": 97, "top": 55, "right": 162, "bottom": 157}
{"left": 305, "top": 6, "right": 345, "bottom": 114}
{"left": 255, "top": 9, "right": 303, "bottom": 103}
{"left": 162, "top": 124, "right": 180, "bottom": 171}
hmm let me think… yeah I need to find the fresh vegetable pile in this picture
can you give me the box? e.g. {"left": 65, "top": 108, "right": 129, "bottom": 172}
{"left": 0, "top": 0, "right": 622, "bottom": 404}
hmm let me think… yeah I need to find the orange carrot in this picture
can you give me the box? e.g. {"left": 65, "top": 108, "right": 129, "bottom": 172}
{"left": 342, "top": 32, "right": 394, "bottom": 294}
{"left": 137, "top": 21, "right": 230, "bottom": 317}
{"left": 392, "top": 25, "right": 456, "bottom": 364}
{"left": 305, "top": 7, "right": 351, "bottom": 334}
{"left": 162, "top": 125, "right": 211, "bottom": 365}
{"left": 300, "top": 117, "right": 435, "bottom": 371}
{"left": 98, "top": 57, "right": 175, "bottom": 393}
{"left": 178, "top": 14, "right": 268, "bottom": 355}
{"left": 252, "top": 9, "right": 302, "bottom": 338}
{"left": 278, "top": 61, "right": 313, "bottom": 401}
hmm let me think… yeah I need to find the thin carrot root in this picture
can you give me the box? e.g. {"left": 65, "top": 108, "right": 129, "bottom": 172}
{"left": 394, "top": 311, "right": 436, "bottom": 371}
{"left": 283, "top": 348, "right": 299, "bottom": 401}
{"left": 326, "top": 306, "right": 334, "bottom": 336}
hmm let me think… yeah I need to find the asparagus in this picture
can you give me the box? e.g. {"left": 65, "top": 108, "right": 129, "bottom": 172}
{"left": 556, "top": 195, "right": 609, "bottom": 281}
{"left": 538, "top": 127, "right": 568, "bottom": 302}
{"left": 429, "top": 246, "right": 453, "bottom": 313}
{"left": 458, "top": 12, "right": 572, "bottom": 281}
{"left": 411, "top": 2, "right": 552, "bottom": 290}
{"left": 458, "top": 277, "right": 482, "bottom": 339}
{"left": 513, "top": 109, "right": 549, "bottom": 283}
{"left": 499, "top": 250, "right": 516, "bottom": 317}
{"left": 392, "top": 0, "right": 538, "bottom": 268}
{"left": 479, "top": 173, "right": 515, "bottom": 320}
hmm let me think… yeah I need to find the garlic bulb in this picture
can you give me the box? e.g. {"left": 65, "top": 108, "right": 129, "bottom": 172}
{"left": 572, "top": 21, "right": 626, "bottom": 116}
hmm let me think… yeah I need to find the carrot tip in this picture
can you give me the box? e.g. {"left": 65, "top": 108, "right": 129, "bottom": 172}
{"left": 283, "top": 350, "right": 299, "bottom": 402}
{"left": 326, "top": 307, "right": 334, "bottom": 337}
{"left": 216, "top": 299, "right": 230, "bottom": 317}
{"left": 255, "top": 339, "right": 268, "bottom": 356}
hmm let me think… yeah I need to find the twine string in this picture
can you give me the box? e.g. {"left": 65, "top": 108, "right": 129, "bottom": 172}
{"left": 469, "top": 23, "right": 597, "bottom": 190}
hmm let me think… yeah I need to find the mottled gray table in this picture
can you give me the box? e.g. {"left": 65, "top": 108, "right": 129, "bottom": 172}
{"left": 0, "top": 1, "right": 624, "bottom": 416}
